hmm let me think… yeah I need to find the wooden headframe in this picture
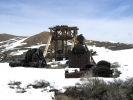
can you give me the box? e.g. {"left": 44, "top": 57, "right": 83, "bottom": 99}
{"left": 48, "top": 25, "right": 79, "bottom": 61}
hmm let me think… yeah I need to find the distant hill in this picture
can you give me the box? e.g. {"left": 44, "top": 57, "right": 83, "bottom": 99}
{"left": 0, "top": 33, "right": 19, "bottom": 42}
{"left": 86, "top": 40, "right": 133, "bottom": 50}
{"left": 23, "top": 31, "right": 50, "bottom": 46}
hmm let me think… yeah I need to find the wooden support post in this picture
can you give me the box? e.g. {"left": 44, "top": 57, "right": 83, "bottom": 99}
{"left": 84, "top": 43, "right": 96, "bottom": 65}
{"left": 62, "top": 40, "right": 64, "bottom": 52}
{"left": 57, "top": 40, "right": 58, "bottom": 51}
{"left": 50, "top": 40, "right": 52, "bottom": 61}
{"left": 71, "top": 34, "right": 77, "bottom": 50}
{"left": 43, "top": 35, "right": 52, "bottom": 58}
{"left": 54, "top": 40, "right": 57, "bottom": 61}
{"left": 68, "top": 28, "right": 71, "bottom": 37}
{"left": 65, "top": 40, "right": 67, "bottom": 58}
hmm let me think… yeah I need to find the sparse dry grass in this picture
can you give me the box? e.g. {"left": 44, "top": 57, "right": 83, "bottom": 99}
{"left": 55, "top": 94, "right": 76, "bottom": 100}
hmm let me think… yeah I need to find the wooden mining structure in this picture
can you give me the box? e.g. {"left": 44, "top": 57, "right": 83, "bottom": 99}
{"left": 43, "top": 25, "right": 79, "bottom": 61}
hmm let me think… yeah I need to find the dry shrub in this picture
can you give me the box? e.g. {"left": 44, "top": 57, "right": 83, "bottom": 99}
{"left": 80, "top": 70, "right": 93, "bottom": 79}
{"left": 80, "top": 78, "right": 107, "bottom": 99}
{"left": 27, "top": 80, "right": 50, "bottom": 89}
{"left": 112, "top": 69, "right": 122, "bottom": 78}
{"left": 111, "top": 62, "right": 121, "bottom": 68}
{"left": 55, "top": 94, "right": 75, "bottom": 100}
{"left": 110, "top": 62, "right": 122, "bottom": 78}
{"left": 80, "top": 77, "right": 133, "bottom": 100}
{"left": 56, "top": 77, "right": 133, "bottom": 100}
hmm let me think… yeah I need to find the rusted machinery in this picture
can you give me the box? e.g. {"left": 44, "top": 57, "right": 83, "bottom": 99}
{"left": 65, "top": 34, "right": 113, "bottom": 78}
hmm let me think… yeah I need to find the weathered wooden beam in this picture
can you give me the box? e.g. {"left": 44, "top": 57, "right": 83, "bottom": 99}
{"left": 43, "top": 35, "right": 52, "bottom": 58}
{"left": 50, "top": 40, "right": 52, "bottom": 61}
{"left": 54, "top": 40, "right": 57, "bottom": 61}
{"left": 62, "top": 40, "right": 64, "bottom": 52}
{"left": 65, "top": 40, "right": 67, "bottom": 57}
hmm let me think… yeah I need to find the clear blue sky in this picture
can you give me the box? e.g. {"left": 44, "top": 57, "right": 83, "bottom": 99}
{"left": 0, "top": 0, "right": 133, "bottom": 43}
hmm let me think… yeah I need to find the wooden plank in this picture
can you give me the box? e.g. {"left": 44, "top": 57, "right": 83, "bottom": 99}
{"left": 50, "top": 40, "right": 52, "bottom": 61}
{"left": 65, "top": 40, "right": 67, "bottom": 57}
{"left": 54, "top": 40, "right": 57, "bottom": 61}
{"left": 43, "top": 35, "right": 52, "bottom": 57}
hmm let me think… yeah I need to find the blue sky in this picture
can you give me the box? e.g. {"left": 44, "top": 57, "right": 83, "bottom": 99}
{"left": 0, "top": 0, "right": 133, "bottom": 43}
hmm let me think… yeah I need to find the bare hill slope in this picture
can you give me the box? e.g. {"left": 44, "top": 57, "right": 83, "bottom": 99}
{"left": 23, "top": 31, "right": 50, "bottom": 46}
{"left": 0, "top": 33, "right": 18, "bottom": 42}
